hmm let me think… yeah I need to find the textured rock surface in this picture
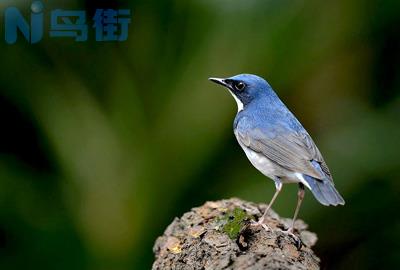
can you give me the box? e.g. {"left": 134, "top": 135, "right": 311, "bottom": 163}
{"left": 153, "top": 198, "right": 320, "bottom": 270}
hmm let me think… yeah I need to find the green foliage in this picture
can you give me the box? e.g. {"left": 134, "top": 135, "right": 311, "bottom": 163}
{"left": 215, "top": 208, "right": 253, "bottom": 239}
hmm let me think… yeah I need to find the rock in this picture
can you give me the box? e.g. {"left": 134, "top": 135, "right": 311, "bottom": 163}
{"left": 152, "top": 198, "right": 320, "bottom": 270}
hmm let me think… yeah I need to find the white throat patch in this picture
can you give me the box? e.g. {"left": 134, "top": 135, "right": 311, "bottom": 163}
{"left": 229, "top": 90, "right": 244, "bottom": 112}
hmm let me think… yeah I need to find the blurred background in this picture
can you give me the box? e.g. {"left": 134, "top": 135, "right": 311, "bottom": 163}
{"left": 0, "top": 0, "right": 399, "bottom": 269}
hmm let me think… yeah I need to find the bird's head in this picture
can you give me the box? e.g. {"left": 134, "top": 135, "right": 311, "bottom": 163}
{"left": 209, "top": 74, "right": 273, "bottom": 111}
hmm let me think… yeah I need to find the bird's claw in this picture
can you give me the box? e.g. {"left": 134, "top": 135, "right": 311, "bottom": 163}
{"left": 282, "top": 229, "right": 303, "bottom": 250}
{"left": 250, "top": 219, "right": 272, "bottom": 231}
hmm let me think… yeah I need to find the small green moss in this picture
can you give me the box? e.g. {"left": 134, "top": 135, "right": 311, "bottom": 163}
{"left": 215, "top": 207, "right": 253, "bottom": 239}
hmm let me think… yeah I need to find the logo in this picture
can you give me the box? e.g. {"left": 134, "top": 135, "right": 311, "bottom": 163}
{"left": 4, "top": 1, "right": 132, "bottom": 44}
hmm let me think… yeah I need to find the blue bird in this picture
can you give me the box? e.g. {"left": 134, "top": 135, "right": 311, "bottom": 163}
{"left": 209, "top": 74, "right": 344, "bottom": 234}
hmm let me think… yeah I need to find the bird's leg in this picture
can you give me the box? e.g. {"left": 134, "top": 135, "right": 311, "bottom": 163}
{"left": 288, "top": 183, "right": 305, "bottom": 233}
{"left": 277, "top": 183, "right": 305, "bottom": 249}
{"left": 257, "top": 180, "right": 282, "bottom": 226}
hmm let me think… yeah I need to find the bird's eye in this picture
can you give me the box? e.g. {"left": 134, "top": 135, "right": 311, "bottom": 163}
{"left": 235, "top": 82, "right": 245, "bottom": 91}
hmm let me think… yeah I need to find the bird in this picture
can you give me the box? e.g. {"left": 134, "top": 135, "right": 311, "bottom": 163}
{"left": 209, "top": 74, "right": 344, "bottom": 234}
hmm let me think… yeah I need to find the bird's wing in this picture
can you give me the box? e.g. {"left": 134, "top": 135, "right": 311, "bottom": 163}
{"left": 236, "top": 126, "right": 332, "bottom": 181}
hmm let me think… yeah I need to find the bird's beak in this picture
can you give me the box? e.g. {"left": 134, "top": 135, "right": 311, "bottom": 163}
{"left": 208, "top": 77, "right": 229, "bottom": 88}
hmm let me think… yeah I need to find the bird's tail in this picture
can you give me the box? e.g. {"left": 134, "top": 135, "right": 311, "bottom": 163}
{"left": 303, "top": 175, "right": 345, "bottom": 206}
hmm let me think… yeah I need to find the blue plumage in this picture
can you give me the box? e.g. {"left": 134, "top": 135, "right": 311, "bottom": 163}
{"left": 209, "top": 74, "right": 344, "bottom": 233}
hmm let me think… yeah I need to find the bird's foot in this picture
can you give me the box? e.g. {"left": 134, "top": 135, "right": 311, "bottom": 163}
{"left": 282, "top": 228, "right": 296, "bottom": 238}
{"left": 250, "top": 219, "right": 272, "bottom": 231}
{"left": 281, "top": 228, "right": 302, "bottom": 250}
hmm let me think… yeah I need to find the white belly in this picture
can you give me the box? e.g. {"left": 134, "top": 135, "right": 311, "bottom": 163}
{"left": 238, "top": 142, "right": 308, "bottom": 186}
{"left": 240, "top": 143, "right": 277, "bottom": 179}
